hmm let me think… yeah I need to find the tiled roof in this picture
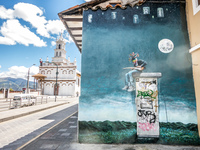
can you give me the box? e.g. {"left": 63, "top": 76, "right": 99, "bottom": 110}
{"left": 86, "top": 3, "right": 127, "bottom": 10}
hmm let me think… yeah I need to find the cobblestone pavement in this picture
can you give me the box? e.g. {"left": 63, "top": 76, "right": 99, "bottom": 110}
{"left": 19, "top": 112, "right": 200, "bottom": 150}
{"left": 0, "top": 100, "right": 78, "bottom": 150}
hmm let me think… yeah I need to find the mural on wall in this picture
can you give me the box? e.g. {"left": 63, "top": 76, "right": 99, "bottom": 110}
{"left": 79, "top": 2, "right": 200, "bottom": 145}
{"left": 122, "top": 52, "right": 147, "bottom": 92}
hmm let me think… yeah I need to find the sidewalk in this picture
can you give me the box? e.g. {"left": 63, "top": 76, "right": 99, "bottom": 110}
{"left": 19, "top": 112, "right": 200, "bottom": 150}
{"left": 0, "top": 97, "right": 78, "bottom": 123}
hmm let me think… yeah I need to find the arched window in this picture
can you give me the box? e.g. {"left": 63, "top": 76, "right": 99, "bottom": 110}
{"left": 41, "top": 70, "right": 45, "bottom": 74}
{"left": 56, "top": 52, "right": 58, "bottom": 57}
{"left": 47, "top": 70, "right": 51, "bottom": 74}
{"left": 68, "top": 83, "right": 73, "bottom": 86}
{"left": 62, "top": 70, "right": 67, "bottom": 74}
{"left": 62, "top": 83, "right": 66, "bottom": 86}
{"left": 59, "top": 52, "right": 61, "bottom": 56}
{"left": 69, "top": 70, "right": 73, "bottom": 74}
{"left": 46, "top": 83, "right": 50, "bottom": 86}
{"left": 58, "top": 44, "right": 61, "bottom": 49}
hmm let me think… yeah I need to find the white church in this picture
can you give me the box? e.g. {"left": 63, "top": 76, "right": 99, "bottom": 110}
{"left": 34, "top": 34, "right": 81, "bottom": 97}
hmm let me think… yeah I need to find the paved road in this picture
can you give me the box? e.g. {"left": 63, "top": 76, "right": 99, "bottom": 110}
{"left": 0, "top": 101, "right": 78, "bottom": 150}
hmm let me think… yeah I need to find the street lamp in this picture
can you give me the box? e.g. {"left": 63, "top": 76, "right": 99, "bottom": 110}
{"left": 27, "top": 64, "right": 35, "bottom": 94}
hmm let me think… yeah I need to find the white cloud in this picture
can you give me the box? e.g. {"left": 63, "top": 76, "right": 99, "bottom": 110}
{"left": 0, "top": 36, "right": 15, "bottom": 45}
{"left": 46, "top": 20, "right": 66, "bottom": 35}
{"left": 0, "top": 65, "right": 1, "bottom": 69}
{"left": 65, "top": 33, "right": 74, "bottom": 43}
{"left": 0, "top": 6, "right": 14, "bottom": 19}
{"left": 51, "top": 41, "right": 56, "bottom": 46}
{"left": 0, "top": 3, "right": 65, "bottom": 38}
{"left": 0, "top": 66, "right": 39, "bottom": 80}
{"left": 0, "top": 3, "right": 73, "bottom": 46}
{"left": 85, "top": 0, "right": 92, "bottom": 2}
{"left": 13, "top": 3, "right": 49, "bottom": 37}
{"left": 0, "top": 19, "right": 46, "bottom": 47}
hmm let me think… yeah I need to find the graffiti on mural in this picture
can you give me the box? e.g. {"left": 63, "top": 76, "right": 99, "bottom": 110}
{"left": 140, "top": 98, "right": 153, "bottom": 109}
{"left": 138, "top": 122, "right": 157, "bottom": 131}
{"left": 137, "top": 110, "right": 156, "bottom": 124}
{"left": 137, "top": 90, "right": 158, "bottom": 99}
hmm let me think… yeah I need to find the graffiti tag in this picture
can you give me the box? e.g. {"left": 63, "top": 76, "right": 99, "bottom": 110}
{"left": 137, "top": 90, "right": 158, "bottom": 99}
{"left": 137, "top": 110, "right": 156, "bottom": 124}
{"left": 138, "top": 122, "right": 157, "bottom": 131}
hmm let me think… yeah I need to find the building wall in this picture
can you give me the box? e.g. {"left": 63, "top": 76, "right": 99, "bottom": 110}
{"left": 186, "top": 0, "right": 200, "bottom": 47}
{"left": 40, "top": 64, "right": 78, "bottom": 96}
{"left": 186, "top": 0, "right": 200, "bottom": 136}
{"left": 43, "top": 83, "right": 53, "bottom": 95}
{"left": 39, "top": 66, "right": 76, "bottom": 80}
{"left": 0, "top": 93, "right": 4, "bottom": 99}
{"left": 59, "top": 82, "right": 75, "bottom": 96}
{"left": 79, "top": 2, "right": 199, "bottom": 144}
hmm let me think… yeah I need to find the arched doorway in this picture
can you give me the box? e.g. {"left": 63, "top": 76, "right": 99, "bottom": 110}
{"left": 54, "top": 84, "right": 59, "bottom": 96}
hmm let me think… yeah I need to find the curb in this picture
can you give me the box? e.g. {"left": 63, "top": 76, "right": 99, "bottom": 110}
{"left": 0, "top": 102, "right": 69, "bottom": 123}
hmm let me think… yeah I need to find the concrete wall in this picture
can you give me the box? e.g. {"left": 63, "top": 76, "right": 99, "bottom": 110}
{"left": 186, "top": 0, "right": 200, "bottom": 136}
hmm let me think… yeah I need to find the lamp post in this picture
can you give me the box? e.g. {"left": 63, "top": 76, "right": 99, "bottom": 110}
{"left": 42, "top": 61, "right": 58, "bottom": 102}
{"left": 54, "top": 63, "right": 58, "bottom": 102}
{"left": 27, "top": 64, "right": 35, "bottom": 94}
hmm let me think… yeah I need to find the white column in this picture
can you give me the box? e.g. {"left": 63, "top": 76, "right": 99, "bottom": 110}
{"left": 134, "top": 73, "right": 162, "bottom": 138}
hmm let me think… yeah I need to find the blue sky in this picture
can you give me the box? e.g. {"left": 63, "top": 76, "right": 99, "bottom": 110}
{"left": 0, "top": 0, "right": 87, "bottom": 81}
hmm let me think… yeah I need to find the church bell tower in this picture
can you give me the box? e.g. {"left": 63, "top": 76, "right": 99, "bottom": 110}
{"left": 52, "top": 33, "right": 67, "bottom": 63}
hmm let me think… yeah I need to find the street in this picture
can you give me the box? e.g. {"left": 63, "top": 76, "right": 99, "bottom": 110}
{"left": 0, "top": 100, "right": 78, "bottom": 150}
{"left": 1, "top": 98, "right": 200, "bottom": 150}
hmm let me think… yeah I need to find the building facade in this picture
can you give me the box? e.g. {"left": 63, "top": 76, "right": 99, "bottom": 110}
{"left": 39, "top": 34, "right": 81, "bottom": 97}
{"left": 59, "top": 0, "right": 200, "bottom": 145}
{"left": 186, "top": 0, "right": 200, "bottom": 136}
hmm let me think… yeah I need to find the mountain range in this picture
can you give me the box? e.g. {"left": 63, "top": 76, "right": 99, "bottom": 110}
{"left": 0, "top": 77, "right": 35, "bottom": 91}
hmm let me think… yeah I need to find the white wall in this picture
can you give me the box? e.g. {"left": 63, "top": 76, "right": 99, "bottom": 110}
{"left": 59, "top": 82, "right": 75, "bottom": 96}
{"left": 40, "top": 67, "right": 76, "bottom": 80}
{"left": 0, "top": 93, "right": 4, "bottom": 98}
{"left": 39, "top": 65, "right": 79, "bottom": 97}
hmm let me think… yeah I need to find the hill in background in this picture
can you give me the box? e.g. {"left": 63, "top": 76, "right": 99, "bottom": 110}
{"left": 0, "top": 77, "right": 35, "bottom": 91}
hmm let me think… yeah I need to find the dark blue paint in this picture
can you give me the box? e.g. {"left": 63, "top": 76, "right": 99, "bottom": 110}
{"left": 79, "top": 3, "right": 196, "bottom": 123}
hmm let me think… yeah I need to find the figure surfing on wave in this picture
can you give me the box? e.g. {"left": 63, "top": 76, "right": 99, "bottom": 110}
{"left": 122, "top": 52, "right": 147, "bottom": 92}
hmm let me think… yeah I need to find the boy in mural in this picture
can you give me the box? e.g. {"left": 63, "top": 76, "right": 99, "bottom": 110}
{"left": 122, "top": 52, "right": 147, "bottom": 92}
